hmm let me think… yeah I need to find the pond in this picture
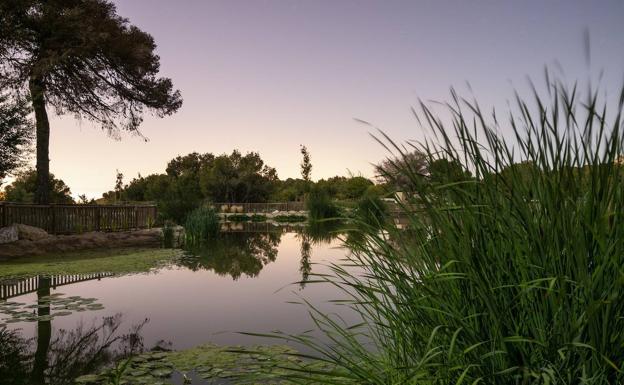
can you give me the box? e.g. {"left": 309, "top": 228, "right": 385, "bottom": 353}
{"left": 0, "top": 225, "right": 358, "bottom": 385}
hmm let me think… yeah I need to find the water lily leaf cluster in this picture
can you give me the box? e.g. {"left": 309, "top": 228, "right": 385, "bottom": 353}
{"left": 0, "top": 293, "right": 104, "bottom": 324}
{"left": 74, "top": 344, "right": 330, "bottom": 385}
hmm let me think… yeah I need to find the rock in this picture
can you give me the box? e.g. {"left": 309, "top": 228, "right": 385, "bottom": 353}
{"left": 0, "top": 228, "right": 167, "bottom": 259}
{"left": 0, "top": 225, "right": 19, "bottom": 244}
{"left": 15, "top": 224, "right": 49, "bottom": 241}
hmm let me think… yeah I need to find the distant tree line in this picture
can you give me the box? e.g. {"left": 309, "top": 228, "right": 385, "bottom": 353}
{"left": 98, "top": 151, "right": 382, "bottom": 223}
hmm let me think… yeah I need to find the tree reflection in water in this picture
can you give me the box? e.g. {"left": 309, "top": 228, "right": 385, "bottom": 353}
{"left": 296, "top": 220, "right": 344, "bottom": 289}
{"left": 0, "top": 277, "right": 149, "bottom": 385}
{"left": 180, "top": 232, "right": 281, "bottom": 279}
{"left": 299, "top": 233, "right": 312, "bottom": 289}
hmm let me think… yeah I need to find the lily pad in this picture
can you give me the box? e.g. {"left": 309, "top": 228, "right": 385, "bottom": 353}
{"left": 151, "top": 368, "right": 173, "bottom": 377}
{"left": 77, "top": 343, "right": 332, "bottom": 385}
{"left": 74, "top": 374, "right": 102, "bottom": 383}
{"left": 0, "top": 294, "right": 105, "bottom": 323}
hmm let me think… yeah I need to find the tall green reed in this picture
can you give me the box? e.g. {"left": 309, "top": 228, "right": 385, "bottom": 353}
{"left": 268, "top": 72, "right": 624, "bottom": 385}
{"left": 306, "top": 187, "right": 341, "bottom": 221}
{"left": 184, "top": 206, "right": 220, "bottom": 245}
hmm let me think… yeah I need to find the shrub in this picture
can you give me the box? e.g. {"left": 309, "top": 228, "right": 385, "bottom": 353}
{"left": 274, "top": 73, "right": 624, "bottom": 384}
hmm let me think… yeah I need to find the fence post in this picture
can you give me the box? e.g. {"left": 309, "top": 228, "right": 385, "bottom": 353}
{"left": 95, "top": 206, "right": 101, "bottom": 232}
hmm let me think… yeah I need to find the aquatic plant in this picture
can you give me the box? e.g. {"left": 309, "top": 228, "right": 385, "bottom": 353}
{"left": 76, "top": 343, "right": 326, "bottom": 384}
{"left": 353, "top": 192, "right": 387, "bottom": 228}
{"left": 161, "top": 221, "right": 175, "bottom": 248}
{"left": 0, "top": 294, "right": 105, "bottom": 324}
{"left": 306, "top": 187, "right": 340, "bottom": 221}
{"left": 184, "top": 206, "right": 220, "bottom": 245}
{"left": 0, "top": 327, "right": 30, "bottom": 382}
{"left": 269, "top": 73, "right": 624, "bottom": 384}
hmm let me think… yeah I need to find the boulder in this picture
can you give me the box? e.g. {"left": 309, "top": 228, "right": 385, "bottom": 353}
{"left": 0, "top": 225, "right": 19, "bottom": 244}
{"left": 15, "top": 224, "right": 50, "bottom": 241}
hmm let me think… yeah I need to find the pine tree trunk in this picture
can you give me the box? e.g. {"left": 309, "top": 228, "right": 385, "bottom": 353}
{"left": 29, "top": 76, "right": 50, "bottom": 204}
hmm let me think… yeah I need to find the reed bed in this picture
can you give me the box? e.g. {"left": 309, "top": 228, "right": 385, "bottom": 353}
{"left": 265, "top": 73, "right": 624, "bottom": 385}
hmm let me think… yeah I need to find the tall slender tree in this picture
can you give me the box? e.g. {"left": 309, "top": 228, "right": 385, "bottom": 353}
{"left": 300, "top": 145, "right": 312, "bottom": 182}
{"left": 0, "top": 0, "right": 182, "bottom": 203}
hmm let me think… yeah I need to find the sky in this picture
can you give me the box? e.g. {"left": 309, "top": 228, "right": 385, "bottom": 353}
{"left": 34, "top": 0, "right": 624, "bottom": 198}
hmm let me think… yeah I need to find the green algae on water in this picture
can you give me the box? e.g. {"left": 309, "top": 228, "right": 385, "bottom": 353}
{"left": 0, "top": 248, "right": 183, "bottom": 279}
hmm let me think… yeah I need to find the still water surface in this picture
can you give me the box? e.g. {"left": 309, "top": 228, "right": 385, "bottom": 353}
{"left": 0, "top": 227, "right": 356, "bottom": 384}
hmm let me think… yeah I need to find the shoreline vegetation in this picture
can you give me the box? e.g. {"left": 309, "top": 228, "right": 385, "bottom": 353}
{"left": 258, "top": 74, "right": 624, "bottom": 384}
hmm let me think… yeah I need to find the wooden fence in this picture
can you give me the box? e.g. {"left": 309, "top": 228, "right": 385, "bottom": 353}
{"left": 211, "top": 202, "right": 306, "bottom": 213}
{"left": 0, "top": 202, "right": 157, "bottom": 235}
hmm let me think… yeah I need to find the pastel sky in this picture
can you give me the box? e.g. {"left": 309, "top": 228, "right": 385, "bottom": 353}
{"left": 38, "top": 0, "right": 624, "bottom": 198}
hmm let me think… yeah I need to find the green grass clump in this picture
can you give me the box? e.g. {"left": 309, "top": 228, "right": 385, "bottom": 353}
{"left": 353, "top": 192, "right": 387, "bottom": 228}
{"left": 306, "top": 188, "right": 340, "bottom": 221}
{"left": 184, "top": 207, "right": 219, "bottom": 245}
{"left": 272, "top": 73, "right": 624, "bottom": 384}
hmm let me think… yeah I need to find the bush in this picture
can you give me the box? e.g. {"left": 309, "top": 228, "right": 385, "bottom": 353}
{"left": 274, "top": 74, "right": 624, "bottom": 384}
{"left": 184, "top": 207, "right": 219, "bottom": 245}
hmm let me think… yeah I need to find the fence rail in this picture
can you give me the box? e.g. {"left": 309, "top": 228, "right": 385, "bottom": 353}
{"left": 0, "top": 202, "right": 157, "bottom": 235}
{"left": 211, "top": 202, "right": 306, "bottom": 213}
